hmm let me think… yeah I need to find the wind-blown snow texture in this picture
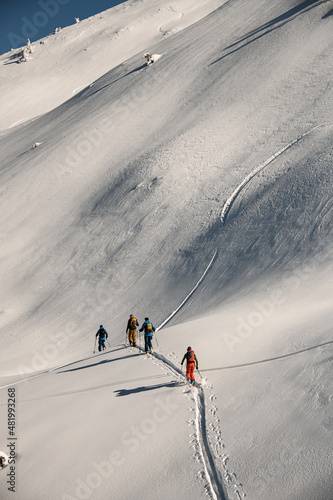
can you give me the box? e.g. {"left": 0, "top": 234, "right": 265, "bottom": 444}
{"left": 0, "top": 0, "right": 333, "bottom": 499}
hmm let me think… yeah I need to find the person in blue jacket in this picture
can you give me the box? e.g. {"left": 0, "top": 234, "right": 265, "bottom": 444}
{"left": 139, "top": 317, "right": 155, "bottom": 354}
{"left": 96, "top": 325, "right": 108, "bottom": 351}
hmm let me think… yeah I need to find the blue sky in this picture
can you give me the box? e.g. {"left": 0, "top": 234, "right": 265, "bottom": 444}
{"left": 0, "top": 0, "right": 125, "bottom": 55}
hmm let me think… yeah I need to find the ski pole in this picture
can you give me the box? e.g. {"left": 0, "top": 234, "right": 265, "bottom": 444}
{"left": 107, "top": 339, "right": 111, "bottom": 348}
{"left": 93, "top": 338, "right": 97, "bottom": 353}
{"left": 154, "top": 334, "right": 159, "bottom": 349}
{"left": 197, "top": 368, "right": 202, "bottom": 378}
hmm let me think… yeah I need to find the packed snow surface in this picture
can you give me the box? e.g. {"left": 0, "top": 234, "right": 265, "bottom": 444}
{"left": 0, "top": 0, "right": 333, "bottom": 499}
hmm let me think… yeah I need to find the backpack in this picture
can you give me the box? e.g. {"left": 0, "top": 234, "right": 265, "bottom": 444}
{"left": 145, "top": 322, "right": 153, "bottom": 333}
{"left": 130, "top": 318, "right": 137, "bottom": 330}
{"left": 187, "top": 350, "right": 195, "bottom": 362}
{"left": 99, "top": 328, "right": 106, "bottom": 339}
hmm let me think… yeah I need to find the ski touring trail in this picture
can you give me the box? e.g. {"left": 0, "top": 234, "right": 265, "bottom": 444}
{"left": 144, "top": 347, "right": 245, "bottom": 500}
{"left": 148, "top": 250, "right": 246, "bottom": 499}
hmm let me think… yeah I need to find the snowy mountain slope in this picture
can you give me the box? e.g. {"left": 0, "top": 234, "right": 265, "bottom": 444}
{"left": 0, "top": 0, "right": 333, "bottom": 499}
{"left": 0, "top": 343, "right": 211, "bottom": 500}
{"left": 1, "top": 0, "right": 332, "bottom": 368}
{"left": 0, "top": 0, "right": 223, "bottom": 131}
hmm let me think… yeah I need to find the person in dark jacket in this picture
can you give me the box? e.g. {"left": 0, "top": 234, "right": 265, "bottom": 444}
{"left": 139, "top": 317, "right": 155, "bottom": 354}
{"left": 96, "top": 325, "right": 108, "bottom": 351}
{"left": 181, "top": 346, "right": 198, "bottom": 384}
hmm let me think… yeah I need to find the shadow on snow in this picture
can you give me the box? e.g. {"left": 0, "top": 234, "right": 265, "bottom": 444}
{"left": 202, "top": 340, "right": 333, "bottom": 372}
{"left": 57, "top": 352, "right": 140, "bottom": 373}
{"left": 211, "top": 0, "right": 326, "bottom": 65}
{"left": 114, "top": 381, "right": 182, "bottom": 396}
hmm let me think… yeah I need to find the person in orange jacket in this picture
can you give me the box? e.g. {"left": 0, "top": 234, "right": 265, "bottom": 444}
{"left": 181, "top": 346, "right": 198, "bottom": 385}
{"left": 126, "top": 314, "right": 139, "bottom": 346}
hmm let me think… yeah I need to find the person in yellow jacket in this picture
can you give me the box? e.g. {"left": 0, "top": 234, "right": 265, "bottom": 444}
{"left": 126, "top": 314, "right": 139, "bottom": 346}
{"left": 181, "top": 346, "right": 198, "bottom": 385}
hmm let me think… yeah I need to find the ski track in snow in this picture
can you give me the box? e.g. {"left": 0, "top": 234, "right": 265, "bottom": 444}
{"left": 156, "top": 249, "right": 218, "bottom": 331}
{"left": 158, "top": 6, "right": 184, "bottom": 36}
{"left": 148, "top": 348, "right": 244, "bottom": 500}
{"left": 153, "top": 245, "right": 247, "bottom": 500}
{"left": 220, "top": 124, "right": 325, "bottom": 224}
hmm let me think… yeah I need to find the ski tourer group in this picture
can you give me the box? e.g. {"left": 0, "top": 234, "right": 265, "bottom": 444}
{"left": 95, "top": 315, "right": 199, "bottom": 384}
{"left": 126, "top": 314, "right": 155, "bottom": 354}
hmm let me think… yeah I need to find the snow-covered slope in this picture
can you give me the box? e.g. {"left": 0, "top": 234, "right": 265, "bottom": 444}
{"left": 0, "top": 0, "right": 332, "bottom": 499}
{"left": 0, "top": 0, "right": 222, "bottom": 131}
